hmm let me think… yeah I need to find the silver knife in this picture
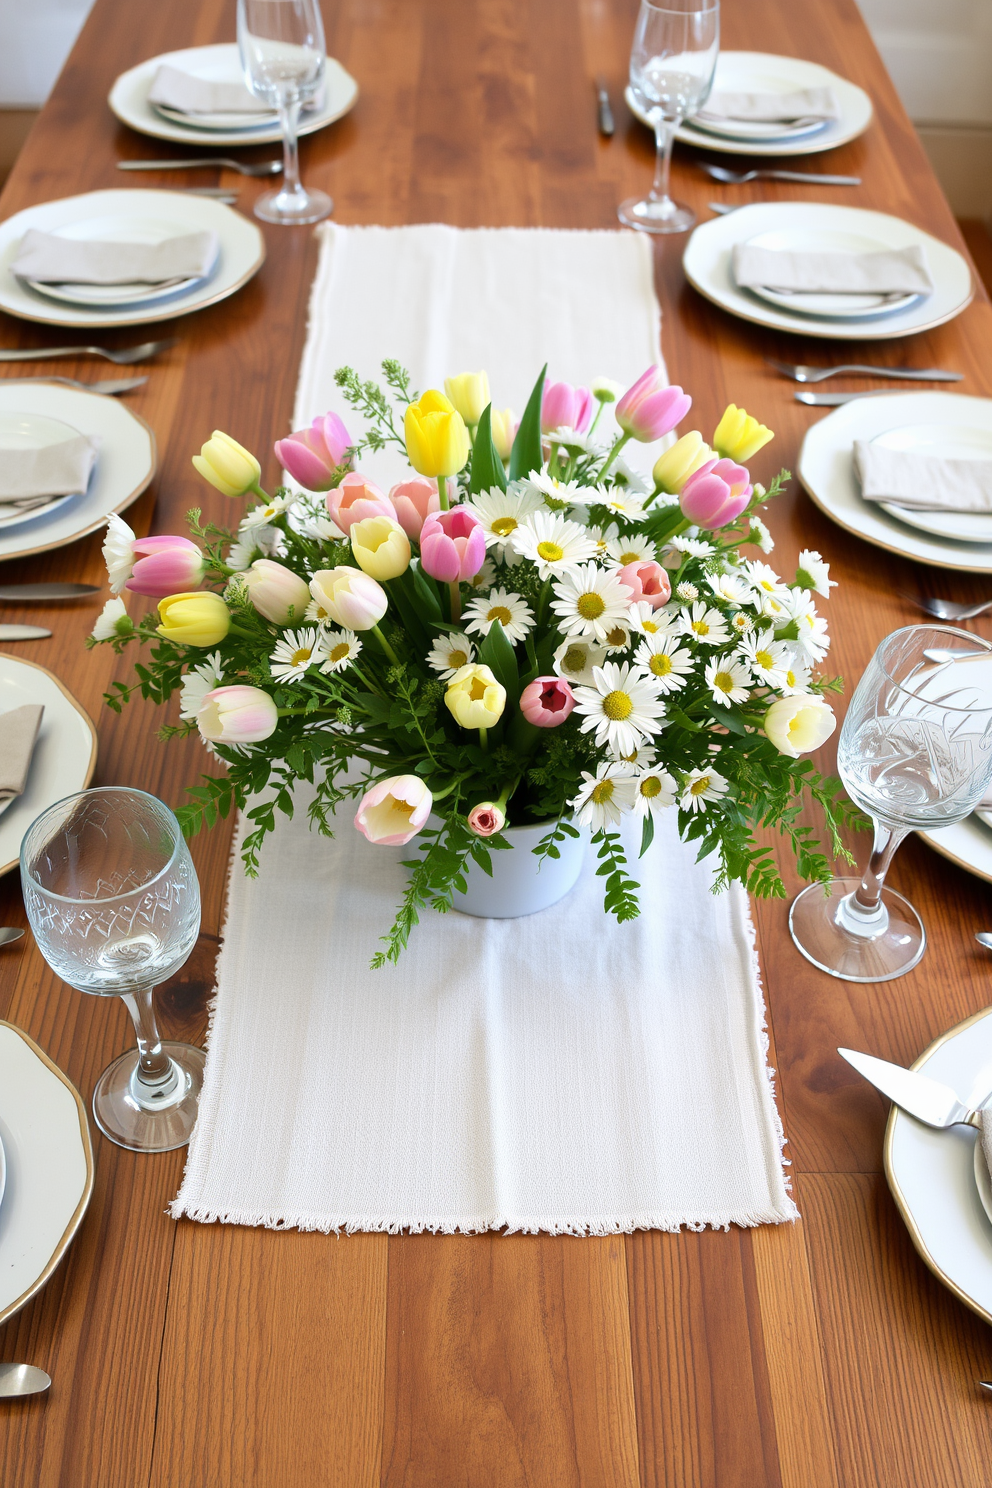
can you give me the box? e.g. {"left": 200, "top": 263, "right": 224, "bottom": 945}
{"left": 838, "top": 1047, "right": 992, "bottom": 1129}
{"left": 796, "top": 390, "right": 905, "bottom": 407}
{"left": 0, "top": 624, "right": 51, "bottom": 640}
{"left": 0, "top": 582, "right": 98, "bottom": 601}
{"left": 595, "top": 80, "right": 615, "bottom": 137}
{"left": 0, "top": 1364, "right": 50, "bottom": 1398}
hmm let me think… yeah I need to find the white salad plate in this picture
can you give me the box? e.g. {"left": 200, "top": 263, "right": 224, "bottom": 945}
{"left": 21, "top": 211, "right": 207, "bottom": 309}
{"left": 872, "top": 423, "right": 992, "bottom": 544}
{"left": 683, "top": 203, "right": 973, "bottom": 341}
{"left": 0, "top": 410, "right": 86, "bottom": 531}
{"left": 0, "top": 190, "right": 263, "bottom": 329}
{"left": 0, "top": 1021, "right": 94, "bottom": 1327}
{"left": 918, "top": 811, "right": 992, "bottom": 889}
{"left": 0, "top": 653, "right": 97, "bottom": 877}
{"left": 626, "top": 52, "right": 872, "bottom": 156}
{"left": 885, "top": 1006, "right": 992, "bottom": 1329}
{"left": 0, "top": 383, "right": 155, "bottom": 563}
{"left": 110, "top": 44, "right": 358, "bottom": 149}
{"left": 742, "top": 226, "right": 919, "bottom": 321}
{"left": 797, "top": 392, "right": 992, "bottom": 574}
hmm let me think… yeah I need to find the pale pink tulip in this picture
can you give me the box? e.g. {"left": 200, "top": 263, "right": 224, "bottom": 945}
{"left": 467, "top": 801, "right": 506, "bottom": 836}
{"left": 388, "top": 475, "right": 440, "bottom": 539}
{"left": 309, "top": 566, "right": 388, "bottom": 631}
{"left": 274, "top": 412, "right": 352, "bottom": 491}
{"left": 519, "top": 675, "right": 576, "bottom": 727}
{"left": 616, "top": 560, "right": 671, "bottom": 610}
{"left": 326, "top": 471, "right": 395, "bottom": 533}
{"left": 615, "top": 370, "right": 691, "bottom": 443}
{"left": 419, "top": 506, "right": 487, "bottom": 583}
{"left": 354, "top": 775, "right": 433, "bottom": 846}
{"left": 542, "top": 381, "right": 594, "bottom": 435}
{"left": 197, "top": 685, "right": 278, "bottom": 745}
{"left": 124, "top": 535, "right": 205, "bottom": 599}
{"left": 679, "top": 458, "right": 752, "bottom": 530}
{"left": 243, "top": 559, "right": 311, "bottom": 625}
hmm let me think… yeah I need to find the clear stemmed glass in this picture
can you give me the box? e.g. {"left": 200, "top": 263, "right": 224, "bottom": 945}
{"left": 618, "top": 0, "right": 719, "bottom": 235}
{"left": 790, "top": 626, "right": 992, "bottom": 983}
{"left": 20, "top": 787, "right": 204, "bottom": 1152}
{"left": 237, "top": 0, "right": 332, "bottom": 226}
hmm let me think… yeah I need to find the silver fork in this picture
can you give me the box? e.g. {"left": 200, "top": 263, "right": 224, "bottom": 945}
{"left": 0, "top": 338, "right": 176, "bottom": 365}
{"left": 117, "top": 157, "right": 281, "bottom": 177}
{"left": 699, "top": 162, "right": 861, "bottom": 186}
{"left": 766, "top": 357, "right": 962, "bottom": 384}
{"left": 0, "top": 375, "right": 147, "bottom": 395}
{"left": 904, "top": 595, "right": 992, "bottom": 621}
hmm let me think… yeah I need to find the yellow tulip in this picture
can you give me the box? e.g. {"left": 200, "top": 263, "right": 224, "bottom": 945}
{"left": 712, "top": 405, "right": 774, "bottom": 463}
{"left": 490, "top": 407, "right": 516, "bottom": 462}
{"left": 192, "top": 431, "right": 262, "bottom": 498}
{"left": 157, "top": 591, "right": 231, "bottom": 647}
{"left": 445, "top": 663, "right": 506, "bottom": 730}
{"left": 350, "top": 515, "right": 411, "bottom": 581}
{"left": 443, "top": 371, "right": 490, "bottom": 427}
{"left": 652, "top": 431, "right": 713, "bottom": 496}
{"left": 404, "top": 391, "right": 470, "bottom": 479}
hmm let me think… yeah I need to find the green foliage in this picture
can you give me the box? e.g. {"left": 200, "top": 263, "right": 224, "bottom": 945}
{"left": 468, "top": 403, "right": 508, "bottom": 495}
{"left": 508, "top": 363, "right": 547, "bottom": 482}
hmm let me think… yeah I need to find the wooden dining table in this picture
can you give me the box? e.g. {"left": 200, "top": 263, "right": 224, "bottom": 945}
{"left": 2, "top": 0, "right": 992, "bottom": 1482}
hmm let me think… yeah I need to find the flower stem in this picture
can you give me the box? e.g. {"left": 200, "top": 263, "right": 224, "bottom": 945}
{"left": 478, "top": 727, "right": 488, "bottom": 751}
{"left": 598, "top": 431, "right": 632, "bottom": 482}
{"left": 250, "top": 481, "right": 271, "bottom": 502}
{"left": 438, "top": 475, "right": 450, "bottom": 511}
{"left": 449, "top": 581, "right": 462, "bottom": 623}
{"left": 371, "top": 624, "right": 400, "bottom": 666}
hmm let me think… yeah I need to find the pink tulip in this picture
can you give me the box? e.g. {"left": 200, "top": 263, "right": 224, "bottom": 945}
{"left": 542, "top": 381, "right": 594, "bottom": 435}
{"left": 519, "top": 675, "right": 576, "bottom": 727}
{"left": 615, "top": 370, "right": 691, "bottom": 443}
{"left": 467, "top": 801, "right": 506, "bottom": 836}
{"left": 309, "top": 566, "right": 387, "bottom": 631}
{"left": 389, "top": 475, "right": 440, "bottom": 539}
{"left": 197, "top": 685, "right": 278, "bottom": 745}
{"left": 325, "top": 471, "right": 395, "bottom": 534}
{"left": 243, "top": 558, "right": 311, "bottom": 625}
{"left": 274, "top": 412, "right": 352, "bottom": 492}
{"left": 419, "top": 506, "right": 487, "bottom": 583}
{"left": 617, "top": 560, "right": 671, "bottom": 610}
{"left": 679, "top": 458, "right": 752, "bottom": 530}
{"left": 354, "top": 775, "right": 433, "bottom": 846}
{"left": 124, "top": 535, "right": 205, "bottom": 599}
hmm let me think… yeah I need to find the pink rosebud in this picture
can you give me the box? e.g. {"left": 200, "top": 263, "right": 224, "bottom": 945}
{"left": 124, "top": 535, "right": 205, "bottom": 599}
{"left": 354, "top": 774, "right": 433, "bottom": 846}
{"left": 617, "top": 560, "right": 671, "bottom": 610}
{"left": 467, "top": 801, "right": 506, "bottom": 837}
{"left": 419, "top": 505, "right": 487, "bottom": 583}
{"left": 326, "top": 471, "right": 396, "bottom": 533}
{"left": 519, "top": 675, "right": 576, "bottom": 728}
{"left": 542, "top": 381, "right": 594, "bottom": 435}
{"left": 243, "top": 558, "right": 311, "bottom": 625}
{"left": 388, "top": 475, "right": 440, "bottom": 539}
{"left": 197, "top": 685, "right": 278, "bottom": 745}
{"left": 615, "top": 370, "right": 691, "bottom": 443}
{"left": 679, "top": 458, "right": 752, "bottom": 531}
{"left": 274, "top": 412, "right": 352, "bottom": 492}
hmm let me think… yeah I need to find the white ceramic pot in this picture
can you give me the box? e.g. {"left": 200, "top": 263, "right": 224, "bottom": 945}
{"left": 452, "top": 820, "right": 588, "bottom": 919}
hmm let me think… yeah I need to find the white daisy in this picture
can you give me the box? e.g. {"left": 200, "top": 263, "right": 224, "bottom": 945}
{"left": 299, "top": 511, "right": 345, "bottom": 542}
{"left": 269, "top": 626, "right": 326, "bottom": 683}
{"left": 255, "top": 525, "right": 288, "bottom": 559}
{"left": 588, "top": 523, "right": 620, "bottom": 559}
{"left": 463, "top": 586, "right": 535, "bottom": 643}
{"left": 605, "top": 533, "right": 657, "bottom": 568}
{"left": 670, "top": 534, "right": 716, "bottom": 558}
{"left": 705, "top": 654, "right": 752, "bottom": 708}
{"left": 550, "top": 562, "right": 637, "bottom": 643}
{"left": 744, "top": 559, "right": 788, "bottom": 602}
{"left": 179, "top": 651, "right": 224, "bottom": 721}
{"left": 305, "top": 595, "right": 334, "bottom": 627}
{"left": 748, "top": 516, "right": 774, "bottom": 553}
{"left": 463, "top": 486, "right": 543, "bottom": 561}
{"left": 635, "top": 634, "right": 695, "bottom": 694}
{"left": 796, "top": 549, "right": 835, "bottom": 599}
{"left": 427, "top": 631, "right": 476, "bottom": 679}
{"left": 757, "top": 591, "right": 791, "bottom": 623}
{"left": 610, "top": 456, "right": 650, "bottom": 496}
{"left": 226, "top": 534, "right": 260, "bottom": 572}
{"left": 632, "top": 765, "right": 677, "bottom": 818}
{"left": 598, "top": 488, "right": 647, "bottom": 522}
{"left": 510, "top": 510, "right": 598, "bottom": 579}
{"left": 675, "top": 581, "right": 699, "bottom": 603}
{"left": 241, "top": 494, "right": 291, "bottom": 531}
{"left": 526, "top": 470, "right": 588, "bottom": 510}
{"left": 90, "top": 596, "right": 132, "bottom": 642}
{"left": 679, "top": 601, "right": 731, "bottom": 648}
{"left": 779, "top": 653, "right": 813, "bottom": 696}
{"left": 602, "top": 622, "right": 633, "bottom": 652}
{"left": 614, "top": 743, "right": 657, "bottom": 770}
{"left": 738, "top": 629, "right": 791, "bottom": 688}
{"left": 706, "top": 570, "right": 752, "bottom": 606}
{"left": 629, "top": 600, "right": 679, "bottom": 639}
{"left": 546, "top": 426, "right": 600, "bottom": 455}
{"left": 103, "top": 513, "right": 136, "bottom": 594}
{"left": 572, "top": 661, "right": 667, "bottom": 757}
{"left": 730, "top": 611, "right": 754, "bottom": 636}
{"left": 571, "top": 761, "right": 638, "bottom": 830}
{"left": 793, "top": 607, "right": 830, "bottom": 663}
{"left": 680, "top": 766, "right": 730, "bottom": 813}
{"left": 320, "top": 629, "right": 362, "bottom": 674}
{"left": 552, "top": 637, "right": 608, "bottom": 686}
{"left": 468, "top": 556, "right": 498, "bottom": 590}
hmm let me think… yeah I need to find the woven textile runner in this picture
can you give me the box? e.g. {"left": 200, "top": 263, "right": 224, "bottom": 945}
{"left": 171, "top": 224, "right": 796, "bottom": 1234}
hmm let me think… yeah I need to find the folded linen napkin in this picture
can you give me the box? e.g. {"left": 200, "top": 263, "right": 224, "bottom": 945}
{"left": 854, "top": 440, "right": 992, "bottom": 514}
{"left": 147, "top": 64, "right": 273, "bottom": 117}
{"left": 0, "top": 704, "right": 43, "bottom": 817}
{"left": 697, "top": 87, "right": 840, "bottom": 124}
{"left": 732, "top": 243, "right": 934, "bottom": 297}
{"left": 11, "top": 228, "right": 220, "bottom": 288}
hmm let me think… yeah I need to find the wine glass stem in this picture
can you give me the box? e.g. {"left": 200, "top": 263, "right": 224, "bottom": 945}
{"left": 853, "top": 820, "right": 907, "bottom": 915}
{"left": 278, "top": 94, "right": 304, "bottom": 202}
{"left": 121, "top": 987, "right": 173, "bottom": 1087}
{"left": 650, "top": 118, "right": 678, "bottom": 207}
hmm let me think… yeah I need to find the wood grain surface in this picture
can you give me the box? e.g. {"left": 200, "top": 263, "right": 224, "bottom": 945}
{"left": 2, "top": 0, "right": 992, "bottom": 1483}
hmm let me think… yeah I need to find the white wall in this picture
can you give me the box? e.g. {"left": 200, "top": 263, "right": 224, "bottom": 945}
{"left": 0, "top": 0, "right": 96, "bottom": 108}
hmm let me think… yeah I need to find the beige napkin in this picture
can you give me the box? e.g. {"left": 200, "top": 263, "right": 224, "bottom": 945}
{"left": 0, "top": 704, "right": 43, "bottom": 817}
{"left": 697, "top": 87, "right": 840, "bottom": 124}
{"left": 854, "top": 440, "right": 992, "bottom": 514}
{"left": 732, "top": 243, "right": 934, "bottom": 296}
{"left": 11, "top": 228, "right": 220, "bottom": 288}
{"left": 147, "top": 64, "right": 273, "bottom": 116}
{"left": 0, "top": 433, "right": 98, "bottom": 518}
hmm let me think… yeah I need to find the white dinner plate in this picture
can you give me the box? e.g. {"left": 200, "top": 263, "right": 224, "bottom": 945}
{"left": 740, "top": 227, "right": 920, "bottom": 320}
{"left": 110, "top": 44, "right": 358, "bottom": 149}
{"left": 20, "top": 212, "right": 210, "bottom": 309}
{"left": 0, "top": 1021, "right": 94, "bottom": 1327}
{"left": 0, "top": 410, "right": 86, "bottom": 531}
{"left": 0, "top": 190, "right": 263, "bottom": 329}
{"left": 798, "top": 392, "right": 992, "bottom": 573}
{"left": 885, "top": 1006, "right": 992, "bottom": 1329}
{"left": 873, "top": 424, "right": 992, "bottom": 544}
{"left": 0, "top": 383, "right": 154, "bottom": 563}
{"left": 151, "top": 102, "right": 277, "bottom": 133}
{"left": 683, "top": 203, "right": 973, "bottom": 341}
{"left": 626, "top": 52, "right": 872, "bottom": 156}
{"left": 0, "top": 653, "right": 97, "bottom": 877}
{"left": 687, "top": 112, "right": 828, "bottom": 144}
{"left": 918, "top": 810, "right": 992, "bottom": 889}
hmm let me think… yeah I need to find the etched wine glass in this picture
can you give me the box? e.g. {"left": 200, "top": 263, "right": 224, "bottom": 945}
{"left": 618, "top": 0, "right": 719, "bottom": 235}
{"left": 790, "top": 626, "right": 992, "bottom": 983}
{"left": 21, "top": 787, "right": 204, "bottom": 1151}
{"left": 237, "top": 0, "right": 332, "bottom": 225}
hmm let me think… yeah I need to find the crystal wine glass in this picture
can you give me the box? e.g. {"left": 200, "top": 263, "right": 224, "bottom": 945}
{"left": 618, "top": 0, "right": 719, "bottom": 235}
{"left": 237, "top": 0, "right": 332, "bottom": 226}
{"left": 21, "top": 787, "right": 204, "bottom": 1152}
{"left": 790, "top": 626, "right": 992, "bottom": 983}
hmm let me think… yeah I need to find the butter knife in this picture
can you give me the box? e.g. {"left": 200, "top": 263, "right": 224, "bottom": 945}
{"left": 0, "top": 1364, "right": 50, "bottom": 1398}
{"left": 0, "top": 624, "right": 51, "bottom": 640}
{"left": 838, "top": 1047, "right": 992, "bottom": 1129}
{"left": 795, "top": 390, "right": 904, "bottom": 407}
{"left": 0, "top": 582, "right": 98, "bottom": 601}
{"left": 595, "top": 79, "right": 614, "bottom": 137}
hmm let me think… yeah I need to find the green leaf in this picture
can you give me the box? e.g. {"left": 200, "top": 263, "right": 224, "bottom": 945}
{"left": 410, "top": 561, "right": 443, "bottom": 622}
{"left": 509, "top": 363, "right": 547, "bottom": 483}
{"left": 639, "top": 814, "right": 655, "bottom": 858}
{"left": 468, "top": 404, "right": 507, "bottom": 495}
{"left": 477, "top": 619, "right": 520, "bottom": 707}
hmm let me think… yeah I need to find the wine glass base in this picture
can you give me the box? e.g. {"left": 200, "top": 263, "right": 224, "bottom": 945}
{"left": 92, "top": 1042, "right": 206, "bottom": 1152}
{"left": 617, "top": 194, "right": 696, "bottom": 235}
{"left": 789, "top": 878, "right": 927, "bottom": 984}
{"left": 253, "top": 186, "right": 333, "bottom": 226}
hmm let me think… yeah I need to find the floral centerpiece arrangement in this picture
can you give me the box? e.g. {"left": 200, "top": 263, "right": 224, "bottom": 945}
{"left": 90, "top": 359, "right": 855, "bottom": 965}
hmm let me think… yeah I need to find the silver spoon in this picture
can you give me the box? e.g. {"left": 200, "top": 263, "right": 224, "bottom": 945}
{"left": 766, "top": 357, "right": 962, "bottom": 384}
{"left": 976, "top": 934, "right": 992, "bottom": 952}
{"left": 698, "top": 162, "right": 861, "bottom": 186}
{"left": 906, "top": 596, "right": 992, "bottom": 622}
{"left": 0, "top": 338, "right": 176, "bottom": 365}
{"left": 0, "top": 928, "right": 25, "bottom": 947}
{"left": 117, "top": 157, "right": 281, "bottom": 177}
{"left": 0, "top": 1364, "right": 50, "bottom": 1398}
